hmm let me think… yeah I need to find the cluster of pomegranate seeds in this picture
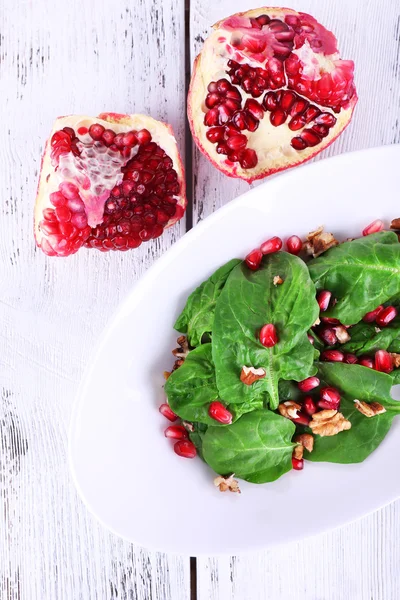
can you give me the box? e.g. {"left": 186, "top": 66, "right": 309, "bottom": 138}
{"left": 227, "top": 58, "right": 285, "bottom": 97}
{"left": 160, "top": 402, "right": 197, "bottom": 458}
{"left": 208, "top": 401, "right": 233, "bottom": 424}
{"left": 50, "top": 127, "right": 81, "bottom": 164}
{"left": 259, "top": 324, "right": 279, "bottom": 348}
{"left": 245, "top": 235, "right": 283, "bottom": 270}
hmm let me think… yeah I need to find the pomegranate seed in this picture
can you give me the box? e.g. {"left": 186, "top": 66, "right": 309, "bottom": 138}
{"left": 159, "top": 403, "right": 178, "bottom": 422}
{"left": 89, "top": 123, "right": 105, "bottom": 140}
{"left": 259, "top": 324, "right": 278, "bottom": 348}
{"left": 174, "top": 440, "right": 197, "bottom": 458}
{"left": 298, "top": 377, "right": 320, "bottom": 392}
{"left": 240, "top": 148, "right": 258, "bottom": 169}
{"left": 270, "top": 109, "right": 287, "bottom": 127}
{"left": 208, "top": 401, "right": 233, "bottom": 424}
{"left": 245, "top": 248, "right": 262, "bottom": 270}
{"left": 318, "top": 327, "right": 337, "bottom": 346}
{"left": 317, "top": 290, "right": 332, "bottom": 312}
{"left": 315, "top": 113, "right": 337, "bottom": 127}
{"left": 301, "top": 129, "right": 321, "bottom": 147}
{"left": 376, "top": 306, "right": 397, "bottom": 327}
{"left": 102, "top": 129, "right": 116, "bottom": 145}
{"left": 294, "top": 412, "right": 311, "bottom": 426}
{"left": 318, "top": 387, "right": 341, "bottom": 410}
{"left": 136, "top": 129, "right": 152, "bottom": 145}
{"left": 307, "top": 334, "right": 315, "bottom": 345}
{"left": 286, "top": 235, "right": 302, "bottom": 255}
{"left": 321, "top": 350, "right": 344, "bottom": 362}
{"left": 206, "top": 127, "right": 225, "bottom": 143}
{"left": 359, "top": 357, "right": 374, "bottom": 369}
{"left": 291, "top": 137, "right": 307, "bottom": 150}
{"left": 303, "top": 396, "right": 317, "bottom": 416}
{"left": 260, "top": 236, "right": 282, "bottom": 255}
{"left": 226, "top": 134, "right": 247, "bottom": 151}
{"left": 123, "top": 131, "right": 138, "bottom": 147}
{"left": 164, "top": 425, "right": 188, "bottom": 440}
{"left": 320, "top": 317, "right": 341, "bottom": 325}
{"left": 362, "top": 219, "right": 384, "bottom": 236}
{"left": 263, "top": 91, "right": 277, "bottom": 111}
{"left": 244, "top": 98, "right": 264, "bottom": 120}
{"left": 292, "top": 457, "right": 304, "bottom": 470}
{"left": 374, "top": 349, "right": 393, "bottom": 373}
{"left": 344, "top": 353, "right": 358, "bottom": 364}
{"left": 363, "top": 305, "right": 384, "bottom": 323}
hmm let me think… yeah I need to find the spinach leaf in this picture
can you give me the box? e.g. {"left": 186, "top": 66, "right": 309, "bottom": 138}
{"left": 341, "top": 319, "right": 400, "bottom": 355}
{"left": 189, "top": 422, "right": 208, "bottom": 459}
{"left": 307, "top": 362, "right": 400, "bottom": 464}
{"left": 212, "top": 253, "right": 319, "bottom": 410}
{"left": 174, "top": 259, "right": 241, "bottom": 346}
{"left": 165, "top": 344, "right": 262, "bottom": 425}
{"left": 391, "top": 369, "right": 400, "bottom": 385}
{"left": 308, "top": 231, "right": 400, "bottom": 325}
{"left": 202, "top": 410, "right": 295, "bottom": 483}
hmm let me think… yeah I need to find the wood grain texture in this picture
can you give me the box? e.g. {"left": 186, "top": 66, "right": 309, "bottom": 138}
{"left": 0, "top": 1, "right": 189, "bottom": 599}
{"left": 190, "top": 1, "right": 400, "bottom": 598}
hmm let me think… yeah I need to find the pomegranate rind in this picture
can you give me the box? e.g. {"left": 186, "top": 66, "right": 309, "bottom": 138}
{"left": 188, "top": 7, "right": 357, "bottom": 183}
{"left": 35, "top": 113, "right": 186, "bottom": 254}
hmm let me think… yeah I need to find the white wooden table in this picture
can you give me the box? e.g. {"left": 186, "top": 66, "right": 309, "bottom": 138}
{"left": 1, "top": 1, "right": 399, "bottom": 598}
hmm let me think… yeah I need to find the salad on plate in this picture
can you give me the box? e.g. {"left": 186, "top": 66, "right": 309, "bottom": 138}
{"left": 159, "top": 219, "right": 400, "bottom": 493}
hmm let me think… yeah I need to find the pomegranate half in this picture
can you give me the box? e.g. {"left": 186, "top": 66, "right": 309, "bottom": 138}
{"left": 188, "top": 7, "right": 357, "bottom": 182}
{"left": 35, "top": 113, "right": 186, "bottom": 256}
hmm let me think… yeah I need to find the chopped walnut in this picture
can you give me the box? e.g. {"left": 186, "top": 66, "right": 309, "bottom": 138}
{"left": 335, "top": 325, "right": 351, "bottom": 344}
{"left": 273, "top": 275, "right": 283, "bottom": 286}
{"left": 390, "top": 353, "right": 400, "bottom": 368}
{"left": 240, "top": 366, "right": 266, "bottom": 385}
{"left": 172, "top": 335, "right": 190, "bottom": 359}
{"left": 293, "top": 445, "right": 304, "bottom": 460}
{"left": 295, "top": 433, "right": 314, "bottom": 453}
{"left": 164, "top": 371, "right": 171, "bottom": 380}
{"left": 214, "top": 474, "right": 241, "bottom": 494}
{"left": 278, "top": 401, "right": 301, "bottom": 420}
{"left": 313, "top": 317, "right": 321, "bottom": 327}
{"left": 182, "top": 421, "right": 195, "bottom": 432}
{"left": 390, "top": 218, "right": 400, "bottom": 230}
{"left": 304, "top": 225, "right": 339, "bottom": 258}
{"left": 354, "top": 400, "right": 386, "bottom": 417}
{"left": 375, "top": 327, "right": 382, "bottom": 334}
{"left": 309, "top": 409, "right": 351, "bottom": 437}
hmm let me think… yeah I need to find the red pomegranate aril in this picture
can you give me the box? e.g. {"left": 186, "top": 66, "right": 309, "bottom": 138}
{"left": 259, "top": 323, "right": 278, "bottom": 347}
{"left": 89, "top": 123, "right": 105, "bottom": 140}
{"left": 298, "top": 376, "right": 320, "bottom": 393}
{"left": 362, "top": 219, "right": 384, "bottom": 236}
{"left": 301, "top": 129, "right": 321, "bottom": 147}
{"left": 363, "top": 305, "right": 384, "bottom": 323}
{"left": 263, "top": 91, "right": 277, "bottom": 111}
{"left": 292, "top": 457, "right": 304, "bottom": 471}
{"left": 344, "top": 353, "right": 358, "bottom": 364}
{"left": 101, "top": 129, "right": 116, "bottom": 146}
{"left": 321, "top": 350, "right": 344, "bottom": 362}
{"left": 315, "top": 113, "right": 337, "bottom": 127}
{"left": 226, "top": 134, "right": 247, "bottom": 151}
{"left": 159, "top": 403, "right": 178, "bottom": 422}
{"left": 55, "top": 206, "right": 71, "bottom": 222}
{"left": 291, "top": 137, "right": 307, "bottom": 150}
{"left": 303, "top": 106, "right": 321, "bottom": 124}
{"left": 245, "top": 248, "right": 263, "bottom": 271}
{"left": 317, "top": 290, "right": 332, "bottom": 312}
{"left": 374, "top": 349, "right": 393, "bottom": 373}
{"left": 319, "top": 387, "right": 340, "bottom": 410}
{"left": 303, "top": 396, "right": 317, "bottom": 416}
{"left": 286, "top": 235, "right": 302, "bottom": 255}
{"left": 43, "top": 208, "right": 57, "bottom": 222}
{"left": 320, "top": 317, "right": 341, "bottom": 325}
{"left": 308, "top": 334, "right": 315, "bottom": 345}
{"left": 174, "top": 440, "right": 197, "bottom": 458}
{"left": 270, "top": 109, "right": 287, "bottom": 127}
{"left": 240, "top": 148, "right": 258, "bottom": 169}
{"left": 216, "top": 142, "right": 228, "bottom": 155}
{"left": 359, "top": 357, "right": 374, "bottom": 369}
{"left": 244, "top": 99, "right": 264, "bottom": 120}
{"left": 318, "top": 327, "right": 337, "bottom": 346}
{"left": 376, "top": 306, "right": 397, "bottom": 327}
{"left": 280, "top": 91, "right": 296, "bottom": 111}
{"left": 136, "top": 129, "right": 152, "bottom": 145}
{"left": 260, "top": 236, "right": 282, "bottom": 255}
{"left": 288, "top": 116, "right": 306, "bottom": 131}
{"left": 123, "top": 131, "right": 138, "bottom": 146}
{"left": 164, "top": 425, "right": 188, "bottom": 440}
{"left": 206, "top": 127, "right": 225, "bottom": 143}
{"left": 208, "top": 401, "right": 233, "bottom": 424}
{"left": 290, "top": 99, "right": 309, "bottom": 117}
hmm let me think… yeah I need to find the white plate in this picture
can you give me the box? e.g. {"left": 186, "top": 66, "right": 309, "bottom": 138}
{"left": 69, "top": 145, "right": 400, "bottom": 556}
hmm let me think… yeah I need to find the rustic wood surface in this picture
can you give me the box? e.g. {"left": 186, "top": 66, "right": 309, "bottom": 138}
{"left": 1, "top": 0, "right": 399, "bottom": 598}
{"left": 191, "top": 1, "right": 400, "bottom": 599}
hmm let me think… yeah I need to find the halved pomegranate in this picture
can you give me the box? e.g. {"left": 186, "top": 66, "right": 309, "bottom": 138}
{"left": 188, "top": 8, "right": 357, "bottom": 182}
{"left": 35, "top": 113, "right": 186, "bottom": 256}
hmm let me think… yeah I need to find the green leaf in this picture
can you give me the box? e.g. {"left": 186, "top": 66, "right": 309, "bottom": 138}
{"left": 212, "top": 253, "right": 319, "bottom": 410}
{"left": 189, "top": 422, "right": 208, "bottom": 459}
{"left": 341, "top": 319, "right": 400, "bottom": 355}
{"left": 308, "top": 231, "right": 400, "bottom": 325}
{"left": 202, "top": 410, "right": 296, "bottom": 483}
{"left": 174, "top": 259, "right": 241, "bottom": 346}
{"left": 307, "top": 362, "right": 400, "bottom": 464}
{"left": 165, "top": 344, "right": 262, "bottom": 426}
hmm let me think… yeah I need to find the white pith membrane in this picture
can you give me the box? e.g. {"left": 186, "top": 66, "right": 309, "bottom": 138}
{"left": 188, "top": 7, "right": 357, "bottom": 182}
{"left": 35, "top": 113, "right": 186, "bottom": 256}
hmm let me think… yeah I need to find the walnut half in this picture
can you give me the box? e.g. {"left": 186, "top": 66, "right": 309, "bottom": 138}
{"left": 214, "top": 474, "right": 241, "bottom": 494}
{"left": 354, "top": 400, "right": 386, "bottom": 417}
{"left": 240, "top": 366, "right": 266, "bottom": 385}
{"left": 309, "top": 409, "right": 351, "bottom": 437}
